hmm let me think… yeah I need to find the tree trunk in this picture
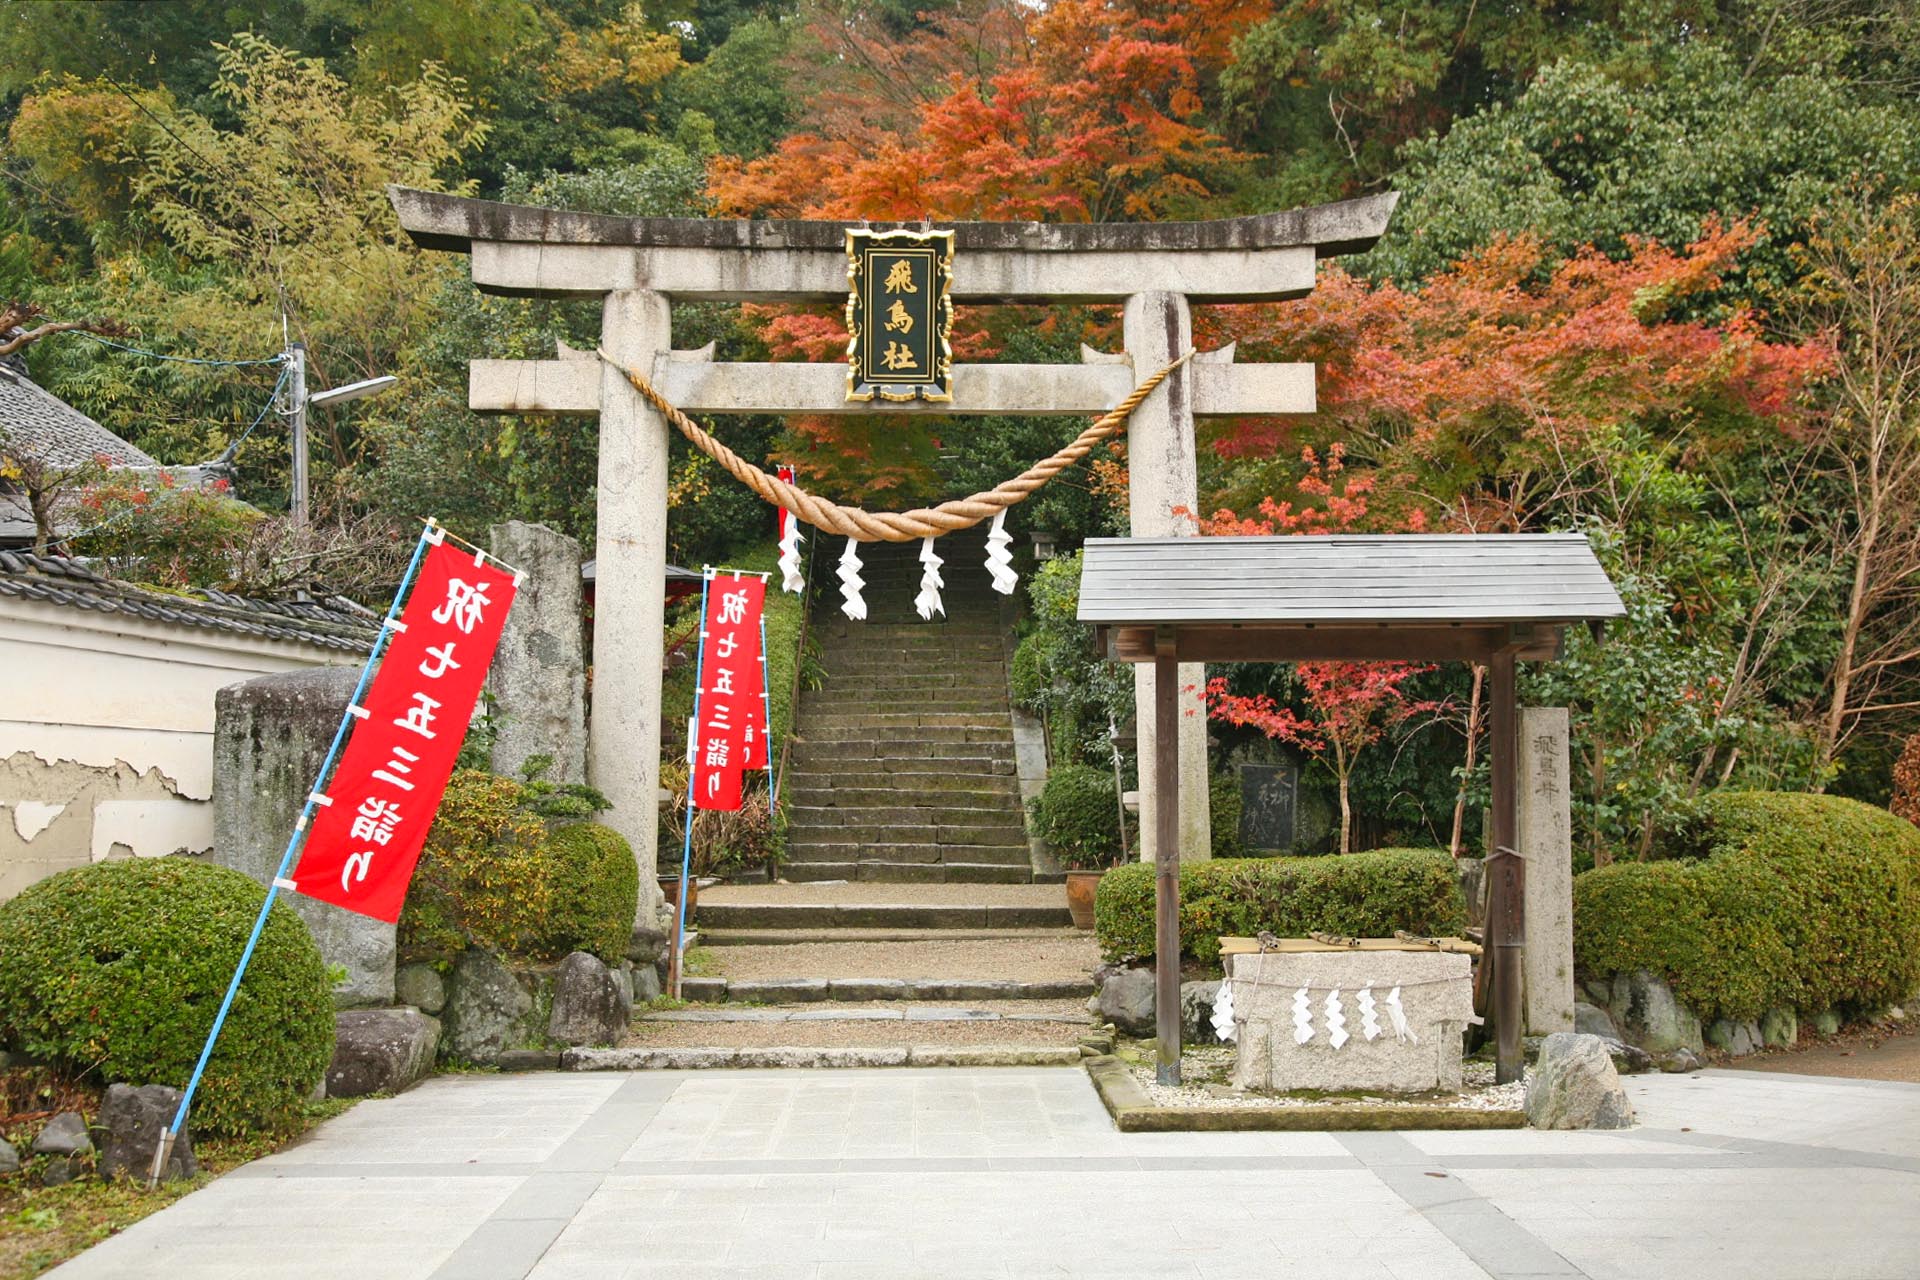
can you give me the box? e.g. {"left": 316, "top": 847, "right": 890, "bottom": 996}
{"left": 1333, "top": 740, "right": 1352, "bottom": 855}
{"left": 1449, "top": 663, "right": 1485, "bottom": 858}
{"left": 1821, "top": 497, "right": 1879, "bottom": 786}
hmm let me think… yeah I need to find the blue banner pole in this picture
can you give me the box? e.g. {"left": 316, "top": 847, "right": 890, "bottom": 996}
{"left": 150, "top": 521, "right": 438, "bottom": 1186}
{"left": 758, "top": 606, "right": 778, "bottom": 809}
{"left": 669, "top": 568, "right": 713, "bottom": 998}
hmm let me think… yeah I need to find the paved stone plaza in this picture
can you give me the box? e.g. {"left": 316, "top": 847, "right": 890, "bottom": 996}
{"left": 49, "top": 1066, "right": 1920, "bottom": 1280}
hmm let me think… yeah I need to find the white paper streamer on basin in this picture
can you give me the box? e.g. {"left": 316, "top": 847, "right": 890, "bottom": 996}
{"left": 1210, "top": 980, "right": 1237, "bottom": 1043}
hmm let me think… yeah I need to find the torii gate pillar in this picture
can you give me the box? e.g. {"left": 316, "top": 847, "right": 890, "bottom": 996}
{"left": 1125, "top": 292, "right": 1210, "bottom": 862}
{"left": 596, "top": 289, "right": 673, "bottom": 923}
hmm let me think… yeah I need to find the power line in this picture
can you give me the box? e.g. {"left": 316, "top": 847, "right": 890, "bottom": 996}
{"left": 77, "top": 332, "right": 287, "bottom": 368}
{"left": 218, "top": 361, "right": 295, "bottom": 461}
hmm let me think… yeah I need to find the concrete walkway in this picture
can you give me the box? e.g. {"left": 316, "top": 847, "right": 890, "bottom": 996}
{"left": 50, "top": 1067, "right": 1920, "bottom": 1280}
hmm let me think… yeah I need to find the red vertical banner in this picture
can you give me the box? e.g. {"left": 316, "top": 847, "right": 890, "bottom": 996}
{"left": 692, "top": 573, "right": 766, "bottom": 810}
{"left": 775, "top": 465, "right": 795, "bottom": 542}
{"left": 291, "top": 539, "right": 519, "bottom": 921}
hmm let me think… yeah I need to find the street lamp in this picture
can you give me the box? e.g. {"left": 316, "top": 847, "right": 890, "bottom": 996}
{"left": 286, "top": 342, "right": 398, "bottom": 528}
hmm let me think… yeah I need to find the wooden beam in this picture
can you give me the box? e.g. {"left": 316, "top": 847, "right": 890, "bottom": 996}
{"left": 469, "top": 357, "right": 1316, "bottom": 418}
{"left": 1154, "top": 629, "right": 1183, "bottom": 1086}
{"left": 1102, "top": 623, "right": 1517, "bottom": 664}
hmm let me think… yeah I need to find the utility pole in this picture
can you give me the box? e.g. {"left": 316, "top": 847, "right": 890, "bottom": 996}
{"left": 287, "top": 341, "right": 309, "bottom": 530}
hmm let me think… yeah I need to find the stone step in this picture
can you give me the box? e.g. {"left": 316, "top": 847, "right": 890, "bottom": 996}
{"left": 786, "top": 843, "right": 1030, "bottom": 868}
{"left": 802, "top": 693, "right": 1009, "bottom": 712}
{"left": 781, "top": 860, "right": 1036, "bottom": 884}
{"left": 699, "top": 926, "right": 1083, "bottom": 946}
{"left": 803, "top": 712, "right": 1011, "bottom": 731}
{"left": 786, "top": 814, "right": 1024, "bottom": 838}
{"left": 784, "top": 754, "right": 1017, "bottom": 777}
{"left": 786, "top": 773, "right": 1021, "bottom": 799}
{"left": 788, "top": 739, "right": 1015, "bottom": 763}
{"left": 565, "top": 1046, "right": 1082, "bottom": 1070}
{"left": 695, "top": 900, "right": 1071, "bottom": 929}
{"left": 785, "top": 799, "right": 1023, "bottom": 825}
{"left": 798, "top": 724, "right": 1011, "bottom": 745}
{"left": 784, "top": 785, "right": 1021, "bottom": 809}
{"left": 658, "top": 982, "right": 1094, "bottom": 1005}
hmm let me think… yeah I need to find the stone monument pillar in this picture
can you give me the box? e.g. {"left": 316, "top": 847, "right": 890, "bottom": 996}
{"left": 211, "top": 667, "right": 393, "bottom": 1007}
{"left": 487, "top": 521, "right": 588, "bottom": 784}
{"left": 1517, "top": 706, "right": 1575, "bottom": 1034}
{"left": 593, "top": 289, "right": 672, "bottom": 925}
{"left": 1123, "top": 291, "right": 1211, "bottom": 863}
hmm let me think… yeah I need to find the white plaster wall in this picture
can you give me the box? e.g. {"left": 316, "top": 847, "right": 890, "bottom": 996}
{"left": 0, "top": 601, "right": 357, "bottom": 900}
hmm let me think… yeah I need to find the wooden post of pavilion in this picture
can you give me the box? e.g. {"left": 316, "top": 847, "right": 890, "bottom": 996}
{"left": 1078, "top": 533, "right": 1623, "bottom": 1087}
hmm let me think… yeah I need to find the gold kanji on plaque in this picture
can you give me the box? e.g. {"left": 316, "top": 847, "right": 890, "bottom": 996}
{"left": 846, "top": 228, "right": 954, "bottom": 402}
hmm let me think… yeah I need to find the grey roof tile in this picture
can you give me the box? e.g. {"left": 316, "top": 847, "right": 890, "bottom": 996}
{"left": 1077, "top": 534, "right": 1626, "bottom": 626}
{"left": 0, "top": 365, "right": 158, "bottom": 470}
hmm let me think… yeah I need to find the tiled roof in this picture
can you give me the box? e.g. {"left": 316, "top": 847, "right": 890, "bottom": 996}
{"left": 0, "top": 551, "right": 380, "bottom": 653}
{"left": 0, "top": 362, "right": 159, "bottom": 470}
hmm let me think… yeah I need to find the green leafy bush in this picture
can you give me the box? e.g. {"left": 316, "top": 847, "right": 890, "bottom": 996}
{"left": 0, "top": 858, "right": 332, "bottom": 1136}
{"left": 1030, "top": 764, "right": 1128, "bottom": 870}
{"left": 1574, "top": 791, "right": 1920, "bottom": 1022}
{"left": 1210, "top": 772, "right": 1244, "bottom": 859}
{"left": 400, "top": 770, "right": 551, "bottom": 964}
{"left": 1094, "top": 849, "right": 1465, "bottom": 963}
{"left": 533, "top": 823, "right": 639, "bottom": 964}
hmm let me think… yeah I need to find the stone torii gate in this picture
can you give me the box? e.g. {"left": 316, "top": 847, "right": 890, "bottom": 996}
{"left": 388, "top": 187, "right": 1398, "bottom": 917}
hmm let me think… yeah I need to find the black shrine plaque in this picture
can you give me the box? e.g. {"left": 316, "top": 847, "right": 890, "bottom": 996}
{"left": 846, "top": 228, "right": 954, "bottom": 403}
{"left": 1238, "top": 761, "right": 1298, "bottom": 852}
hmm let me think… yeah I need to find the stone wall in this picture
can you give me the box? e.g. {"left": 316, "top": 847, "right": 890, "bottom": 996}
{"left": 212, "top": 667, "right": 395, "bottom": 1008}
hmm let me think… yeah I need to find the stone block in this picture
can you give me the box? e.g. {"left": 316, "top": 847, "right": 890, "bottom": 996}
{"left": 549, "top": 952, "right": 632, "bottom": 1047}
{"left": 1097, "top": 968, "right": 1156, "bottom": 1038}
{"left": 32, "top": 1112, "right": 91, "bottom": 1157}
{"left": 632, "top": 964, "right": 662, "bottom": 1004}
{"left": 487, "top": 521, "right": 587, "bottom": 784}
{"left": 1228, "top": 950, "right": 1476, "bottom": 1094}
{"left": 213, "top": 667, "right": 394, "bottom": 1007}
{"left": 1657, "top": 1047, "right": 1703, "bottom": 1073}
{"left": 443, "top": 949, "right": 534, "bottom": 1063}
{"left": 1181, "top": 980, "right": 1225, "bottom": 1044}
{"left": 681, "top": 976, "right": 727, "bottom": 1003}
{"left": 95, "top": 1084, "right": 194, "bottom": 1183}
{"left": 1604, "top": 970, "right": 1704, "bottom": 1054}
{"left": 627, "top": 926, "right": 669, "bottom": 966}
{"left": 831, "top": 977, "right": 911, "bottom": 1001}
{"left": 730, "top": 978, "right": 830, "bottom": 1003}
{"left": 497, "top": 1049, "right": 563, "bottom": 1071}
{"left": 395, "top": 963, "right": 446, "bottom": 1015}
{"left": 0, "top": 1139, "right": 16, "bottom": 1175}
{"left": 1760, "top": 1007, "right": 1797, "bottom": 1049}
{"left": 1706, "top": 1018, "right": 1762, "bottom": 1056}
{"left": 327, "top": 1009, "right": 440, "bottom": 1098}
{"left": 1526, "top": 1032, "right": 1634, "bottom": 1130}
{"left": 1574, "top": 1001, "right": 1619, "bottom": 1039}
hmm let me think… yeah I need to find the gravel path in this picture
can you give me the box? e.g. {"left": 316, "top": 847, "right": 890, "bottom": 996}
{"left": 703, "top": 882, "right": 1067, "bottom": 906}
{"left": 710, "top": 936, "right": 1101, "bottom": 982}
{"left": 1725, "top": 1019, "right": 1920, "bottom": 1083}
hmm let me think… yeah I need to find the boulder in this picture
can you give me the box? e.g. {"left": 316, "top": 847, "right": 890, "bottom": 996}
{"left": 627, "top": 926, "right": 669, "bottom": 966}
{"left": 1812, "top": 1010, "right": 1843, "bottom": 1036}
{"left": 327, "top": 1009, "right": 441, "bottom": 1098}
{"left": 1574, "top": 1001, "right": 1619, "bottom": 1040}
{"left": 395, "top": 964, "right": 447, "bottom": 1016}
{"left": 1604, "top": 970, "right": 1704, "bottom": 1054}
{"left": 97, "top": 1084, "right": 197, "bottom": 1182}
{"left": 1526, "top": 1032, "right": 1635, "bottom": 1130}
{"left": 1657, "top": 1047, "right": 1703, "bottom": 1073}
{"left": 443, "top": 949, "right": 534, "bottom": 1063}
{"left": 1180, "top": 981, "right": 1224, "bottom": 1044}
{"left": 1097, "top": 968, "right": 1156, "bottom": 1038}
{"left": 0, "top": 1138, "right": 18, "bottom": 1175}
{"left": 487, "top": 521, "right": 588, "bottom": 783}
{"left": 1706, "top": 1018, "right": 1762, "bottom": 1056}
{"left": 32, "top": 1112, "right": 92, "bottom": 1157}
{"left": 1760, "top": 1007, "right": 1797, "bottom": 1049}
{"left": 548, "top": 951, "right": 632, "bottom": 1047}
{"left": 631, "top": 963, "right": 662, "bottom": 1005}
{"left": 40, "top": 1158, "right": 77, "bottom": 1187}
{"left": 1601, "top": 1038, "right": 1654, "bottom": 1075}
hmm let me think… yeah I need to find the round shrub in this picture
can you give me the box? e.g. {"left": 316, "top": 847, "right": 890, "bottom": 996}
{"left": 1574, "top": 791, "right": 1920, "bottom": 1022}
{"left": 400, "top": 769, "right": 552, "bottom": 964}
{"left": 1030, "top": 764, "right": 1127, "bottom": 869}
{"left": 0, "top": 858, "right": 333, "bottom": 1136}
{"left": 1008, "top": 634, "right": 1044, "bottom": 712}
{"left": 534, "top": 823, "right": 639, "bottom": 964}
{"left": 1209, "top": 772, "right": 1243, "bottom": 859}
{"left": 1094, "top": 848, "right": 1466, "bottom": 963}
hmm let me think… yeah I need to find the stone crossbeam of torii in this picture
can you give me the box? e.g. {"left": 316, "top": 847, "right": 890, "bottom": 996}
{"left": 388, "top": 186, "right": 1398, "bottom": 920}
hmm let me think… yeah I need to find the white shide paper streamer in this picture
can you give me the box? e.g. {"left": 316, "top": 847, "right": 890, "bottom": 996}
{"left": 914, "top": 535, "right": 946, "bottom": 620}
{"left": 778, "top": 516, "right": 805, "bottom": 593}
{"left": 837, "top": 537, "right": 867, "bottom": 620}
{"left": 985, "top": 509, "right": 1017, "bottom": 595}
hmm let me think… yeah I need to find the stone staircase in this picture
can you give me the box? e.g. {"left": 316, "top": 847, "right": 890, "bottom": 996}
{"left": 782, "top": 530, "right": 1035, "bottom": 883}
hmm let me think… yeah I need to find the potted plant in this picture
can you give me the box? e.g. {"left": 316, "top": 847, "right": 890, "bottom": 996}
{"left": 1029, "top": 764, "right": 1130, "bottom": 930}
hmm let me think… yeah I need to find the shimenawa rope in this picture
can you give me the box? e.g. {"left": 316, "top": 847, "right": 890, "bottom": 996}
{"left": 596, "top": 347, "right": 1195, "bottom": 543}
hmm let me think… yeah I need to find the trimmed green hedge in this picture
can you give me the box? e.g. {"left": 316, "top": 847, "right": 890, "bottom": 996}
{"left": 533, "top": 823, "right": 639, "bottom": 964}
{"left": 1094, "top": 848, "right": 1466, "bottom": 964}
{"left": 1573, "top": 791, "right": 1920, "bottom": 1023}
{"left": 0, "top": 859, "right": 333, "bottom": 1136}
{"left": 1029, "top": 764, "right": 1126, "bottom": 870}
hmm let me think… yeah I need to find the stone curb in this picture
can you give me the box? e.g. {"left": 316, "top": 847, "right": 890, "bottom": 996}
{"left": 1082, "top": 1056, "right": 1528, "bottom": 1133}
{"left": 676, "top": 977, "right": 1094, "bottom": 1003}
{"left": 696, "top": 904, "right": 1072, "bottom": 930}
{"left": 561, "top": 1046, "right": 1083, "bottom": 1070}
